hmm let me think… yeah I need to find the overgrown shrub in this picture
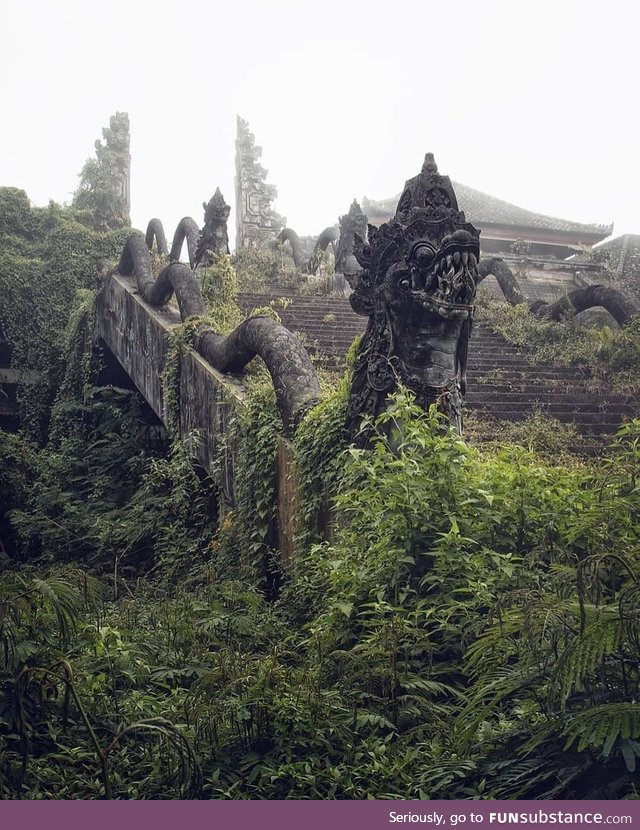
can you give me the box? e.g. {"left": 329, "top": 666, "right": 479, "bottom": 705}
{"left": 2, "top": 177, "right": 640, "bottom": 798}
{"left": 2, "top": 384, "right": 640, "bottom": 798}
{"left": 232, "top": 245, "right": 298, "bottom": 291}
{"left": 478, "top": 296, "right": 640, "bottom": 391}
{"left": 0, "top": 187, "right": 130, "bottom": 440}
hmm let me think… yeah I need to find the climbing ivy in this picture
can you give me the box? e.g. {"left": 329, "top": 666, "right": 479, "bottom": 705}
{"left": 231, "top": 382, "right": 282, "bottom": 588}
{"left": 200, "top": 253, "right": 242, "bottom": 332}
{"left": 0, "top": 187, "right": 130, "bottom": 441}
{"left": 292, "top": 377, "right": 349, "bottom": 552}
{"left": 3, "top": 175, "right": 640, "bottom": 799}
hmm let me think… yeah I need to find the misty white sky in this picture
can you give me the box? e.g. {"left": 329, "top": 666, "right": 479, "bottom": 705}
{"left": 1, "top": 0, "right": 638, "bottom": 246}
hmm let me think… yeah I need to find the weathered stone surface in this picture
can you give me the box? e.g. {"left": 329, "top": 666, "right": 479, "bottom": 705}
{"left": 145, "top": 218, "right": 168, "bottom": 256}
{"left": 118, "top": 232, "right": 320, "bottom": 433}
{"left": 335, "top": 200, "right": 368, "bottom": 278}
{"left": 478, "top": 257, "right": 639, "bottom": 326}
{"left": 235, "top": 116, "right": 284, "bottom": 249}
{"left": 94, "top": 273, "right": 246, "bottom": 504}
{"left": 96, "top": 243, "right": 318, "bottom": 560}
{"left": 147, "top": 190, "right": 230, "bottom": 269}
{"left": 169, "top": 217, "right": 200, "bottom": 267}
{"left": 178, "top": 348, "right": 246, "bottom": 504}
{"left": 278, "top": 226, "right": 339, "bottom": 275}
{"left": 195, "top": 188, "right": 231, "bottom": 267}
{"left": 347, "top": 154, "right": 479, "bottom": 439}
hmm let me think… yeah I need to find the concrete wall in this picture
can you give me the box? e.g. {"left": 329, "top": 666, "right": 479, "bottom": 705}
{"left": 94, "top": 274, "right": 259, "bottom": 510}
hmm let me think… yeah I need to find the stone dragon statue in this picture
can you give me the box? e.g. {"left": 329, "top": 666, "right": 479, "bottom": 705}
{"left": 145, "top": 188, "right": 231, "bottom": 269}
{"left": 120, "top": 192, "right": 320, "bottom": 434}
{"left": 346, "top": 154, "right": 480, "bottom": 441}
{"left": 277, "top": 226, "right": 339, "bottom": 274}
{"left": 476, "top": 257, "right": 637, "bottom": 327}
{"left": 335, "top": 199, "right": 368, "bottom": 278}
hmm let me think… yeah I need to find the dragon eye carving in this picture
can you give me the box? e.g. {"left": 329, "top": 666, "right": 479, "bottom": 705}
{"left": 410, "top": 242, "right": 436, "bottom": 269}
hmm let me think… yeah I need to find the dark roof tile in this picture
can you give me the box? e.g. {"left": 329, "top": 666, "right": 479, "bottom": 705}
{"left": 595, "top": 234, "right": 640, "bottom": 288}
{"left": 363, "top": 181, "right": 613, "bottom": 237}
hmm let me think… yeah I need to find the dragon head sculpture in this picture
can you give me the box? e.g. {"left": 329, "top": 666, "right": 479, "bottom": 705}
{"left": 335, "top": 199, "right": 369, "bottom": 277}
{"left": 194, "top": 188, "right": 231, "bottom": 267}
{"left": 346, "top": 153, "right": 480, "bottom": 441}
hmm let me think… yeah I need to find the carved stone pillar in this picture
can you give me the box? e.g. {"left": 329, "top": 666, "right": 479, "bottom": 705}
{"left": 234, "top": 116, "right": 284, "bottom": 250}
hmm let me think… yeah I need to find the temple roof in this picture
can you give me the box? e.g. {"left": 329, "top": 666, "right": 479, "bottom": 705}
{"left": 594, "top": 234, "right": 640, "bottom": 282}
{"left": 363, "top": 181, "right": 613, "bottom": 240}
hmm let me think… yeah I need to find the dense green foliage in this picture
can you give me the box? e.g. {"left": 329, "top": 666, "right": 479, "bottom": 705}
{"left": 71, "top": 119, "right": 130, "bottom": 232}
{"left": 233, "top": 245, "right": 298, "bottom": 291}
{"left": 232, "top": 244, "right": 334, "bottom": 295}
{"left": 72, "top": 158, "right": 127, "bottom": 230}
{"left": 2, "top": 376, "right": 640, "bottom": 798}
{"left": 0, "top": 187, "right": 130, "bottom": 440}
{"left": 1, "top": 194, "right": 639, "bottom": 799}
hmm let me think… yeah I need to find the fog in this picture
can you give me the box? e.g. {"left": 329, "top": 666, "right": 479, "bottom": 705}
{"left": 1, "top": 0, "right": 637, "bottom": 243}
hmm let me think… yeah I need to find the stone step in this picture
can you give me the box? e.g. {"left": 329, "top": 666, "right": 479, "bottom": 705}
{"left": 468, "top": 359, "right": 587, "bottom": 368}
{"left": 466, "top": 367, "right": 592, "bottom": 379}
{"left": 470, "top": 382, "right": 634, "bottom": 397}
{"left": 238, "top": 290, "right": 640, "bottom": 444}
{"left": 305, "top": 347, "right": 593, "bottom": 380}
{"left": 466, "top": 394, "right": 634, "bottom": 410}
{"left": 240, "top": 298, "right": 513, "bottom": 338}
{"left": 467, "top": 405, "right": 623, "bottom": 426}
{"left": 465, "top": 398, "right": 633, "bottom": 416}
{"left": 286, "top": 324, "right": 525, "bottom": 352}
{"left": 261, "top": 311, "right": 505, "bottom": 334}
{"left": 570, "top": 423, "right": 624, "bottom": 435}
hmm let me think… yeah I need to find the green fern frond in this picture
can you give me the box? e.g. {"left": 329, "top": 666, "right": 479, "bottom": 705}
{"left": 464, "top": 613, "right": 523, "bottom": 675}
{"left": 549, "top": 606, "right": 622, "bottom": 705}
{"left": 619, "top": 582, "right": 640, "bottom": 643}
{"left": 563, "top": 703, "right": 640, "bottom": 771}
{"left": 456, "top": 665, "right": 540, "bottom": 745}
{"left": 28, "top": 576, "right": 83, "bottom": 642}
{"left": 109, "top": 717, "right": 203, "bottom": 798}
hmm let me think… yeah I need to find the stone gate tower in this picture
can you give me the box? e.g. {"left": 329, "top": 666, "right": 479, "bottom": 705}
{"left": 234, "top": 116, "right": 284, "bottom": 249}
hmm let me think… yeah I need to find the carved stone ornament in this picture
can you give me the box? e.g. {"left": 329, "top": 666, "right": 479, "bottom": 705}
{"left": 234, "top": 116, "right": 284, "bottom": 249}
{"left": 335, "top": 199, "right": 369, "bottom": 277}
{"left": 346, "top": 153, "right": 480, "bottom": 441}
{"left": 194, "top": 188, "right": 231, "bottom": 268}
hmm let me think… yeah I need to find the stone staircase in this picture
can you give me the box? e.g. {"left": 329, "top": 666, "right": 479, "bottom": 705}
{"left": 238, "top": 289, "right": 639, "bottom": 454}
